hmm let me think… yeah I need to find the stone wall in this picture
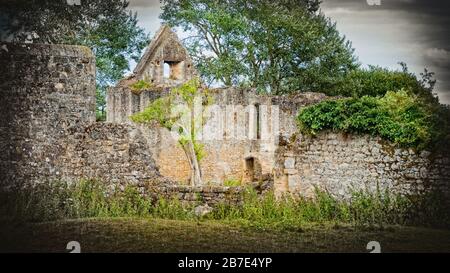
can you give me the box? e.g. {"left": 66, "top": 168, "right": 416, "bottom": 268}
{"left": 106, "top": 84, "right": 328, "bottom": 185}
{"left": 0, "top": 43, "right": 164, "bottom": 189}
{"left": 0, "top": 43, "right": 95, "bottom": 187}
{"left": 275, "top": 132, "right": 450, "bottom": 199}
{"left": 56, "top": 123, "right": 165, "bottom": 189}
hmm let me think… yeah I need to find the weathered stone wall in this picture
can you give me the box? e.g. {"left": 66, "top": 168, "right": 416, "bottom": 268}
{"left": 133, "top": 25, "right": 197, "bottom": 86}
{"left": 56, "top": 123, "right": 165, "bottom": 189}
{"left": 0, "top": 43, "right": 95, "bottom": 187}
{"left": 275, "top": 132, "right": 450, "bottom": 199}
{"left": 0, "top": 43, "right": 164, "bottom": 189}
{"left": 106, "top": 84, "right": 328, "bottom": 185}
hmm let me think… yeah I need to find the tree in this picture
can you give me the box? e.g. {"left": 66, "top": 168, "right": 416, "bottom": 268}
{"left": 332, "top": 63, "right": 439, "bottom": 104}
{"left": 130, "top": 79, "right": 212, "bottom": 186}
{"left": 1, "top": 0, "right": 149, "bottom": 120}
{"left": 160, "top": 0, "right": 357, "bottom": 94}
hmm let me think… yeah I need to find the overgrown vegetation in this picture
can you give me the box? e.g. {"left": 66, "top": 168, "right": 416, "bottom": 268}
{"left": 131, "top": 78, "right": 213, "bottom": 186}
{"left": 211, "top": 187, "right": 449, "bottom": 230}
{"left": 1, "top": 180, "right": 448, "bottom": 230}
{"left": 130, "top": 79, "right": 153, "bottom": 94}
{"left": 298, "top": 89, "right": 450, "bottom": 150}
{"left": 327, "top": 64, "right": 437, "bottom": 99}
{"left": 0, "top": 180, "right": 192, "bottom": 222}
{"left": 223, "top": 179, "right": 242, "bottom": 187}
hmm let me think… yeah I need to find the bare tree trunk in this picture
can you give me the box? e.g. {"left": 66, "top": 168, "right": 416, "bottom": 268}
{"left": 181, "top": 141, "right": 202, "bottom": 186}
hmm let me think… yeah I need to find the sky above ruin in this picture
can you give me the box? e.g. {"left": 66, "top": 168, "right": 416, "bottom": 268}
{"left": 127, "top": 0, "right": 450, "bottom": 105}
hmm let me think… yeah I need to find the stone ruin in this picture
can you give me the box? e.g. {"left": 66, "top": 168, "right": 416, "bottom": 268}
{"left": 1, "top": 25, "right": 449, "bottom": 204}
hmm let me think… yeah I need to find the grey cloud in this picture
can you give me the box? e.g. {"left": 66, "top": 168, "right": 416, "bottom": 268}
{"left": 321, "top": 0, "right": 450, "bottom": 104}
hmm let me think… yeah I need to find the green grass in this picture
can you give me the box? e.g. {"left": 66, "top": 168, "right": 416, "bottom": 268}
{"left": 1, "top": 218, "right": 449, "bottom": 253}
{"left": 223, "top": 179, "right": 242, "bottom": 187}
{"left": 1, "top": 180, "right": 449, "bottom": 253}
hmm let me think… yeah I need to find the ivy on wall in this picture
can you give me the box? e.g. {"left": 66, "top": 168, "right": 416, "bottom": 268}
{"left": 297, "top": 90, "right": 450, "bottom": 150}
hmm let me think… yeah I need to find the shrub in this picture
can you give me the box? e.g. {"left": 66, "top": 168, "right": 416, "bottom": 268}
{"left": 326, "top": 65, "right": 436, "bottom": 102}
{"left": 297, "top": 90, "right": 447, "bottom": 150}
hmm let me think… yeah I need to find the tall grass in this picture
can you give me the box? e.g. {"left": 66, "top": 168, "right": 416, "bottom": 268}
{"left": 210, "top": 187, "right": 449, "bottom": 229}
{"left": 0, "top": 180, "right": 448, "bottom": 229}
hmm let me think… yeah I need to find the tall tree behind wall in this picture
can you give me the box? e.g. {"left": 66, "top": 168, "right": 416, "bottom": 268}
{"left": 160, "top": 0, "right": 358, "bottom": 94}
{"left": 0, "top": 0, "right": 149, "bottom": 121}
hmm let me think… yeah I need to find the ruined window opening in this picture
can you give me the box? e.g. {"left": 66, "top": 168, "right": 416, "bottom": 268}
{"left": 255, "top": 103, "right": 261, "bottom": 139}
{"left": 163, "top": 61, "right": 184, "bottom": 81}
{"left": 245, "top": 157, "right": 255, "bottom": 182}
{"left": 163, "top": 62, "right": 170, "bottom": 79}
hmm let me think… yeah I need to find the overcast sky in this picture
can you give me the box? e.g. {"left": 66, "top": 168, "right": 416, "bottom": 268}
{"left": 128, "top": 0, "right": 450, "bottom": 104}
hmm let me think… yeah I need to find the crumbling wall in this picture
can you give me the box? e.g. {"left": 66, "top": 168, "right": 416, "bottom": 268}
{"left": 0, "top": 43, "right": 163, "bottom": 189}
{"left": 57, "top": 123, "right": 164, "bottom": 189}
{"left": 0, "top": 43, "right": 96, "bottom": 187}
{"left": 107, "top": 84, "right": 328, "bottom": 185}
{"left": 275, "top": 132, "right": 450, "bottom": 199}
{"left": 133, "top": 25, "right": 197, "bottom": 85}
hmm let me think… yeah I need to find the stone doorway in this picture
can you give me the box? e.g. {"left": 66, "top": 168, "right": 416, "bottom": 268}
{"left": 244, "top": 156, "right": 262, "bottom": 183}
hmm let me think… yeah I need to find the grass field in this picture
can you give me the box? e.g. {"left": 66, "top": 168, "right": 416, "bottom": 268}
{"left": 1, "top": 218, "right": 449, "bottom": 253}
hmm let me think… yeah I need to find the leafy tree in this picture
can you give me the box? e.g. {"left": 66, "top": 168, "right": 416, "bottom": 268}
{"left": 131, "top": 79, "right": 212, "bottom": 186}
{"left": 331, "top": 63, "right": 438, "bottom": 103}
{"left": 1, "top": 0, "right": 149, "bottom": 120}
{"left": 160, "top": 0, "right": 358, "bottom": 94}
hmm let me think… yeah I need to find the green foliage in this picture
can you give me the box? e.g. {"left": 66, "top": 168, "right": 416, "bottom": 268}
{"left": 130, "top": 79, "right": 153, "bottom": 94}
{"left": 297, "top": 90, "right": 449, "bottom": 150}
{"left": 151, "top": 197, "right": 193, "bottom": 220}
{"left": 1, "top": 0, "right": 149, "bottom": 119}
{"left": 223, "top": 179, "right": 242, "bottom": 187}
{"left": 327, "top": 64, "right": 439, "bottom": 102}
{"left": 161, "top": 0, "right": 357, "bottom": 94}
{"left": 130, "top": 97, "right": 173, "bottom": 128}
{"left": 210, "top": 187, "right": 449, "bottom": 229}
{"left": 131, "top": 78, "right": 212, "bottom": 164}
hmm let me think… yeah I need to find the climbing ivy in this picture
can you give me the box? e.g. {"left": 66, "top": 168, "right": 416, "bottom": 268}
{"left": 297, "top": 90, "right": 450, "bottom": 150}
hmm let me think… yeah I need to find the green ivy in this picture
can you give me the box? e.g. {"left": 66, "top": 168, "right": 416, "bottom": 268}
{"left": 130, "top": 79, "right": 153, "bottom": 94}
{"left": 297, "top": 90, "right": 449, "bottom": 150}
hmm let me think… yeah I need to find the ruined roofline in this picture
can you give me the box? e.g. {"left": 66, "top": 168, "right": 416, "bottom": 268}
{"left": 133, "top": 24, "right": 187, "bottom": 77}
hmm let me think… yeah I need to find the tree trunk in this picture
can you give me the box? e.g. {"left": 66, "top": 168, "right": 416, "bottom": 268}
{"left": 181, "top": 141, "right": 202, "bottom": 186}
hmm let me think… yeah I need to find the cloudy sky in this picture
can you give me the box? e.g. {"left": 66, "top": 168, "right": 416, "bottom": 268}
{"left": 128, "top": 0, "right": 450, "bottom": 104}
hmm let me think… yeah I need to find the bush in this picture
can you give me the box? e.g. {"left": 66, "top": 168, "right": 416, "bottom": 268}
{"left": 326, "top": 65, "right": 435, "bottom": 101}
{"left": 297, "top": 90, "right": 449, "bottom": 150}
